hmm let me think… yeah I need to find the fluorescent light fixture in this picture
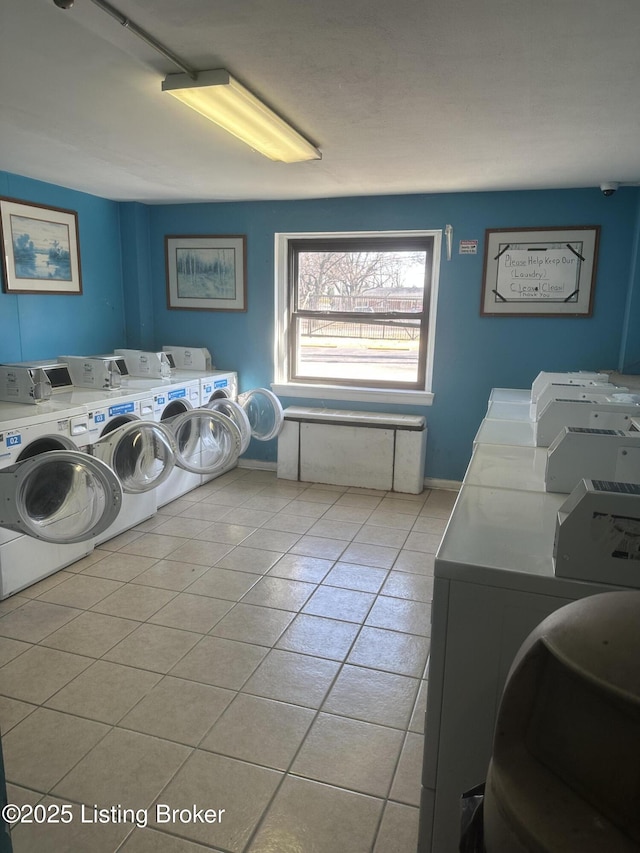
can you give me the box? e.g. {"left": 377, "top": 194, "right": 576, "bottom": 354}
{"left": 162, "top": 69, "right": 321, "bottom": 163}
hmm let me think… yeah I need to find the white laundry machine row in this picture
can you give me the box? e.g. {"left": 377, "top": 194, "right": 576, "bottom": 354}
{"left": 50, "top": 365, "right": 247, "bottom": 513}
{"left": 160, "top": 345, "right": 283, "bottom": 444}
{"left": 127, "top": 375, "right": 284, "bottom": 503}
{"left": 0, "top": 364, "right": 184, "bottom": 533}
{"left": 116, "top": 348, "right": 285, "bottom": 497}
{"left": 114, "top": 373, "right": 240, "bottom": 506}
{"left": 0, "top": 402, "right": 123, "bottom": 598}
{"left": 3, "top": 357, "right": 247, "bottom": 505}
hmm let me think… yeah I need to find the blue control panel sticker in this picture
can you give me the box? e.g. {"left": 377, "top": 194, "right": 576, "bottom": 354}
{"left": 156, "top": 395, "right": 166, "bottom": 405}
{"left": 168, "top": 388, "right": 187, "bottom": 400}
{"left": 108, "top": 402, "right": 136, "bottom": 417}
{"left": 214, "top": 379, "right": 229, "bottom": 389}
{"left": 94, "top": 412, "right": 106, "bottom": 424}
{"left": 6, "top": 434, "right": 22, "bottom": 447}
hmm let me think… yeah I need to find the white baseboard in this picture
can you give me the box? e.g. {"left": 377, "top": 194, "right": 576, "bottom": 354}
{"left": 238, "top": 460, "right": 460, "bottom": 491}
{"left": 424, "top": 477, "right": 462, "bottom": 492}
{"left": 238, "top": 459, "right": 462, "bottom": 492}
{"left": 237, "top": 459, "right": 277, "bottom": 471}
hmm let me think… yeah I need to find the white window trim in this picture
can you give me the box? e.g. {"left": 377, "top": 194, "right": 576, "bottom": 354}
{"left": 273, "top": 229, "right": 441, "bottom": 406}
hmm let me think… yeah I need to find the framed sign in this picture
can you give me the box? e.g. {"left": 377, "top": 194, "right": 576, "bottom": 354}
{"left": 165, "top": 234, "right": 247, "bottom": 312}
{"left": 0, "top": 196, "right": 82, "bottom": 295}
{"left": 481, "top": 226, "right": 600, "bottom": 317}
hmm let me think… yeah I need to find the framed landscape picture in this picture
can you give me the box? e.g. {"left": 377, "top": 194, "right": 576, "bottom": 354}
{"left": 165, "top": 234, "right": 247, "bottom": 312}
{"left": 0, "top": 196, "right": 82, "bottom": 294}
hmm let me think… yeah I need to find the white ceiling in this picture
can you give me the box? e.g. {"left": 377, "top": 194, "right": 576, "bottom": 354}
{"left": 1, "top": 0, "right": 639, "bottom": 203}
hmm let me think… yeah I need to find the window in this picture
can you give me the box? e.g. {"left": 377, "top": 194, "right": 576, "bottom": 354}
{"left": 274, "top": 230, "right": 440, "bottom": 404}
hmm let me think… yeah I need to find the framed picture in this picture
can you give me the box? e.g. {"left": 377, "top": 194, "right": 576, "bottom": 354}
{"left": 481, "top": 226, "right": 600, "bottom": 317}
{"left": 0, "top": 196, "right": 82, "bottom": 295}
{"left": 165, "top": 234, "right": 247, "bottom": 312}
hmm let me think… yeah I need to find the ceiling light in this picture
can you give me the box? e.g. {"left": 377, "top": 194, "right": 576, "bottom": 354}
{"left": 162, "top": 69, "right": 321, "bottom": 163}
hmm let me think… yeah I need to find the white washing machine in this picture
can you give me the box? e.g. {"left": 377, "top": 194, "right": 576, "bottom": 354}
{"left": 201, "top": 380, "right": 285, "bottom": 482}
{"left": 0, "top": 402, "right": 122, "bottom": 598}
{"left": 3, "top": 363, "right": 181, "bottom": 545}
{"left": 134, "top": 371, "right": 284, "bottom": 496}
{"left": 129, "top": 349, "right": 284, "bottom": 452}
{"left": 159, "top": 349, "right": 284, "bottom": 449}
{"left": 197, "top": 368, "right": 284, "bottom": 447}
{"left": 59, "top": 354, "right": 244, "bottom": 507}
{"left": 112, "top": 350, "right": 284, "bottom": 498}
{"left": 52, "top": 387, "right": 179, "bottom": 544}
{"left": 118, "top": 375, "right": 243, "bottom": 506}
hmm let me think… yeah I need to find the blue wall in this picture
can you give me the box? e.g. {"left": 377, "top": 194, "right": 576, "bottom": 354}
{"left": 0, "top": 171, "right": 125, "bottom": 363}
{"left": 142, "top": 188, "right": 639, "bottom": 480}
{"left": 3, "top": 170, "right": 639, "bottom": 481}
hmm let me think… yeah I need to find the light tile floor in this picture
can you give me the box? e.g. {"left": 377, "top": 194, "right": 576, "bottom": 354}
{"left": 0, "top": 468, "right": 456, "bottom": 853}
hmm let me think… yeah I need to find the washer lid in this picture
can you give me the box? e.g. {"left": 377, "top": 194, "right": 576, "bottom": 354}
{"left": 92, "top": 420, "right": 177, "bottom": 494}
{"left": 206, "top": 399, "right": 252, "bottom": 455}
{"left": 164, "top": 409, "right": 242, "bottom": 474}
{"left": 238, "top": 388, "right": 284, "bottom": 441}
{"left": 0, "top": 450, "right": 122, "bottom": 543}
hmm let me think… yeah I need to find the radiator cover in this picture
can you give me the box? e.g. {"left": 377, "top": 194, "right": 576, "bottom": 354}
{"left": 277, "top": 407, "right": 427, "bottom": 494}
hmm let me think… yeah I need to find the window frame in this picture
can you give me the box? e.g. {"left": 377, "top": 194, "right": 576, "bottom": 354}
{"left": 274, "top": 230, "right": 441, "bottom": 406}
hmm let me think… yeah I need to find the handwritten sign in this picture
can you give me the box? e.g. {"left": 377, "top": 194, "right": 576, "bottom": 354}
{"left": 481, "top": 227, "right": 600, "bottom": 316}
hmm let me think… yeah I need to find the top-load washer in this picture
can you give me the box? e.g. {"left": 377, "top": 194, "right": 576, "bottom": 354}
{"left": 0, "top": 401, "right": 122, "bottom": 598}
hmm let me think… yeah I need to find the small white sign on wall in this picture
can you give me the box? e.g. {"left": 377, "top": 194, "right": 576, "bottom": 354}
{"left": 459, "top": 240, "right": 478, "bottom": 255}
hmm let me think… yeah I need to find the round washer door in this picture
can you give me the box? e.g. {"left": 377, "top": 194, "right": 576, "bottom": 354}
{"left": 206, "top": 399, "right": 252, "bottom": 455}
{"left": 165, "top": 409, "right": 242, "bottom": 474}
{"left": 0, "top": 450, "right": 122, "bottom": 544}
{"left": 238, "top": 388, "right": 284, "bottom": 441}
{"left": 204, "top": 387, "right": 232, "bottom": 404}
{"left": 92, "top": 421, "right": 177, "bottom": 494}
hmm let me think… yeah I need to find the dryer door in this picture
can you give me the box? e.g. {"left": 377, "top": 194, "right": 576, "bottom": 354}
{"left": 165, "top": 410, "right": 242, "bottom": 475}
{"left": 205, "top": 399, "right": 252, "bottom": 455}
{"left": 0, "top": 450, "right": 122, "bottom": 543}
{"left": 92, "top": 421, "right": 177, "bottom": 494}
{"left": 238, "top": 388, "right": 284, "bottom": 441}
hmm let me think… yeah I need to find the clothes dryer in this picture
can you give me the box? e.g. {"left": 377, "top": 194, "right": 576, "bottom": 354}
{"left": 0, "top": 402, "right": 122, "bottom": 598}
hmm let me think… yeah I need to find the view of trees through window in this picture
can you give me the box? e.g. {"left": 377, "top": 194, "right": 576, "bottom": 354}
{"left": 290, "top": 242, "right": 431, "bottom": 387}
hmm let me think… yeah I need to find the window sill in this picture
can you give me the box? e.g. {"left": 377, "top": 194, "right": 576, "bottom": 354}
{"left": 271, "top": 382, "right": 434, "bottom": 407}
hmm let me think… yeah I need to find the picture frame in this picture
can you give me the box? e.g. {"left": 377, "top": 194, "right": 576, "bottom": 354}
{"left": 165, "top": 234, "right": 247, "bottom": 312}
{"left": 0, "top": 196, "right": 82, "bottom": 295}
{"left": 481, "top": 226, "right": 600, "bottom": 317}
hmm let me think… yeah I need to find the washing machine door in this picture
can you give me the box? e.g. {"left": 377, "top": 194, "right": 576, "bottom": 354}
{"left": 237, "top": 388, "right": 284, "bottom": 441}
{"left": 205, "top": 399, "right": 252, "bottom": 455}
{"left": 165, "top": 409, "right": 242, "bottom": 474}
{"left": 92, "top": 421, "right": 177, "bottom": 494}
{"left": 0, "top": 451, "right": 122, "bottom": 543}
